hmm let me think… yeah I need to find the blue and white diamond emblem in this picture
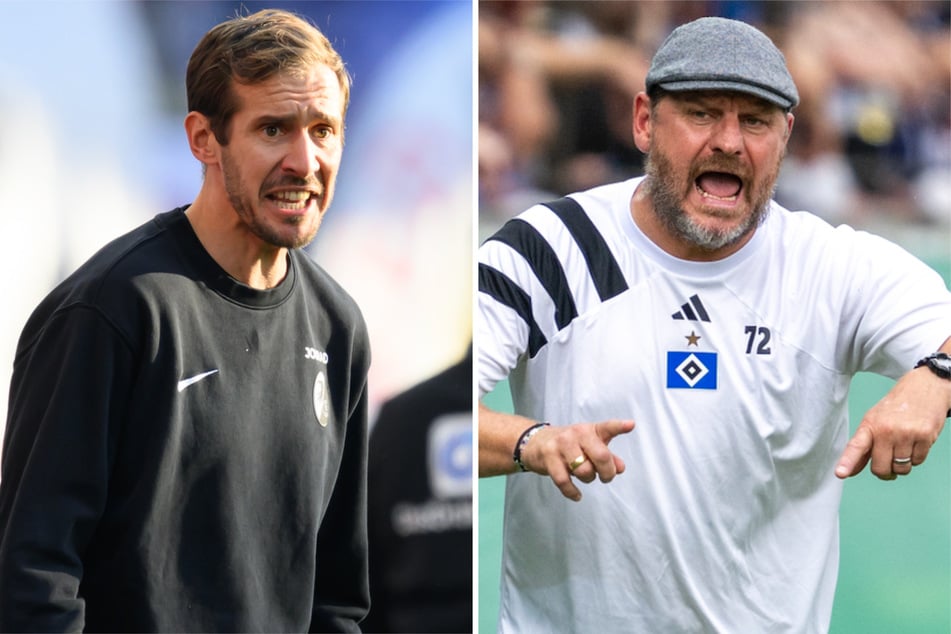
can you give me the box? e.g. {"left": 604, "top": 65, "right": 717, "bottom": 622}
{"left": 667, "top": 351, "right": 718, "bottom": 389}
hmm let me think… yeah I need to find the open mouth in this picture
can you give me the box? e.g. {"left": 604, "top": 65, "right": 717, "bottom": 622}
{"left": 695, "top": 172, "right": 743, "bottom": 202}
{"left": 267, "top": 190, "right": 316, "bottom": 211}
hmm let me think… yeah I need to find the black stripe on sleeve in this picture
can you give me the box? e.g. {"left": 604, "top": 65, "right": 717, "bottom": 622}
{"left": 541, "top": 197, "right": 628, "bottom": 301}
{"left": 485, "top": 219, "right": 578, "bottom": 330}
{"left": 478, "top": 263, "right": 547, "bottom": 358}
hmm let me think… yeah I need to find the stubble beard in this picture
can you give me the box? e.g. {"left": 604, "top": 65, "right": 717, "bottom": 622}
{"left": 221, "top": 150, "right": 323, "bottom": 250}
{"left": 643, "top": 148, "right": 779, "bottom": 253}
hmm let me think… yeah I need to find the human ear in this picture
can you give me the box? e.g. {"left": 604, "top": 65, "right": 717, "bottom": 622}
{"left": 632, "top": 93, "right": 652, "bottom": 153}
{"left": 184, "top": 111, "right": 219, "bottom": 166}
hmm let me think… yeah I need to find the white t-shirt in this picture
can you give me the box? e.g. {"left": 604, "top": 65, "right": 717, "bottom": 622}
{"left": 478, "top": 177, "right": 951, "bottom": 633}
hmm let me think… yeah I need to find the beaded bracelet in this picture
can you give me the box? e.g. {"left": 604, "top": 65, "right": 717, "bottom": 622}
{"left": 513, "top": 422, "right": 550, "bottom": 472}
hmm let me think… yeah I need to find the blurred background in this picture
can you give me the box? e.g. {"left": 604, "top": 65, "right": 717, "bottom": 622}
{"left": 0, "top": 0, "right": 473, "bottom": 431}
{"left": 478, "top": 1, "right": 950, "bottom": 633}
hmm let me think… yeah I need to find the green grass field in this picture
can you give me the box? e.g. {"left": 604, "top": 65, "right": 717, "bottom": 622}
{"left": 478, "top": 257, "right": 951, "bottom": 634}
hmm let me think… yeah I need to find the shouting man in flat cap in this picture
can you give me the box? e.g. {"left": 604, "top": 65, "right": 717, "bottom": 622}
{"left": 478, "top": 16, "right": 951, "bottom": 633}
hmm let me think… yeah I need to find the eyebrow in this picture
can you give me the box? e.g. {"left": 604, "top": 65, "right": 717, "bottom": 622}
{"left": 248, "top": 110, "right": 342, "bottom": 131}
{"left": 676, "top": 97, "right": 784, "bottom": 121}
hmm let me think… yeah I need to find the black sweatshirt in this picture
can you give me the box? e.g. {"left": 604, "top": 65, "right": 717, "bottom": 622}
{"left": 0, "top": 208, "right": 371, "bottom": 632}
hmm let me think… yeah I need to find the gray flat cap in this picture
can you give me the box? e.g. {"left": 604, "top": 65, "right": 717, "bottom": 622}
{"left": 645, "top": 17, "right": 799, "bottom": 110}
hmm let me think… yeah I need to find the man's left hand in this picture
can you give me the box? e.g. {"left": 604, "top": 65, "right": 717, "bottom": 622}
{"left": 836, "top": 366, "right": 950, "bottom": 480}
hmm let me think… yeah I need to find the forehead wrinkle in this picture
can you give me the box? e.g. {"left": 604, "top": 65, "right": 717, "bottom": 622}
{"left": 234, "top": 71, "right": 344, "bottom": 127}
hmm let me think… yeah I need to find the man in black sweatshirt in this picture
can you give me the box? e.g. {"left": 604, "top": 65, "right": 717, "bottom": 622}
{"left": 0, "top": 9, "right": 370, "bottom": 631}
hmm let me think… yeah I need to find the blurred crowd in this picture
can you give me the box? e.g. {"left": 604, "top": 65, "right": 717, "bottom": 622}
{"left": 479, "top": 0, "right": 951, "bottom": 238}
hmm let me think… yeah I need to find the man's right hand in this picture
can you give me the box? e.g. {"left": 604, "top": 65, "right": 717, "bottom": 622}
{"left": 477, "top": 402, "right": 635, "bottom": 501}
{"left": 520, "top": 419, "right": 635, "bottom": 501}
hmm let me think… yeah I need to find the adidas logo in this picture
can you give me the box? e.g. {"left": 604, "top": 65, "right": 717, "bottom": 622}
{"left": 672, "top": 294, "right": 710, "bottom": 322}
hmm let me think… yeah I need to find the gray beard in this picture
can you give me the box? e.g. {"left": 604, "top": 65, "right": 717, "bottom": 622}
{"left": 643, "top": 150, "right": 774, "bottom": 253}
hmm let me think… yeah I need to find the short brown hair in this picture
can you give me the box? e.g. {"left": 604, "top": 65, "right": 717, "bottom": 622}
{"left": 186, "top": 9, "right": 351, "bottom": 145}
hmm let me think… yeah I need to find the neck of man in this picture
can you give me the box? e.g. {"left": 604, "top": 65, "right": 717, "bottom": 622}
{"left": 185, "top": 189, "right": 289, "bottom": 290}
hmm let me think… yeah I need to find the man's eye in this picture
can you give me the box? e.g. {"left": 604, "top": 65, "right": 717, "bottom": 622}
{"left": 264, "top": 125, "right": 281, "bottom": 137}
{"left": 312, "top": 126, "right": 332, "bottom": 139}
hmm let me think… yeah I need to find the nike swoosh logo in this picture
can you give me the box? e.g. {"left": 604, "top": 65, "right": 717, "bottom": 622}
{"left": 177, "top": 369, "right": 219, "bottom": 392}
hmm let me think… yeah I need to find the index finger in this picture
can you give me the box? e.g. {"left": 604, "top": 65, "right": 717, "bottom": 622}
{"left": 835, "top": 426, "right": 872, "bottom": 479}
{"left": 595, "top": 419, "right": 636, "bottom": 443}
{"left": 584, "top": 420, "right": 635, "bottom": 482}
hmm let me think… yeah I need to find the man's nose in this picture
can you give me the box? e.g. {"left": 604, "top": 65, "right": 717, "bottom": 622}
{"left": 282, "top": 131, "right": 320, "bottom": 176}
{"left": 708, "top": 115, "right": 743, "bottom": 155}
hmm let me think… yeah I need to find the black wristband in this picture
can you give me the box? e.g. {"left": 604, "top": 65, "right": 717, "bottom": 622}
{"left": 513, "top": 422, "right": 550, "bottom": 472}
{"left": 913, "top": 353, "right": 951, "bottom": 416}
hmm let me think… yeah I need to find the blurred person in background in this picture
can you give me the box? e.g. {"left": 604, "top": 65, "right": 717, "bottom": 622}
{"left": 478, "top": 15, "right": 951, "bottom": 633}
{"left": 365, "top": 345, "right": 472, "bottom": 633}
{"left": 0, "top": 9, "right": 370, "bottom": 631}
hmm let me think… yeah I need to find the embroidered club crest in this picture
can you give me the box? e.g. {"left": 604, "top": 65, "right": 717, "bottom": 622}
{"left": 313, "top": 370, "right": 330, "bottom": 427}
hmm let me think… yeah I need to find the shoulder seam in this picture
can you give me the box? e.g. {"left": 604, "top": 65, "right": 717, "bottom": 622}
{"left": 15, "top": 302, "right": 136, "bottom": 365}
